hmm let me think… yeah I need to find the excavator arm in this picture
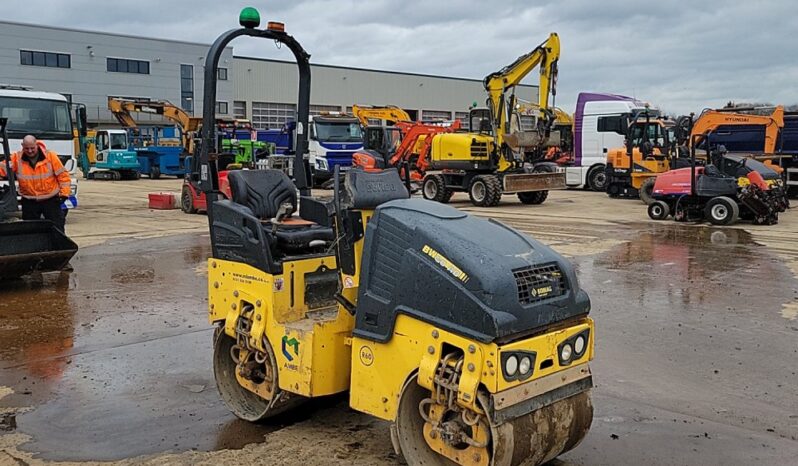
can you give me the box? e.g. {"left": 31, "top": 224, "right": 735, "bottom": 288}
{"left": 351, "top": 105, "right": 411, "bottom": 127}
{"left": 107, "top": 97, "right": 202, "bottom": 152}
{"left": 483, "top": 33, "right": 560, "bottom": 147}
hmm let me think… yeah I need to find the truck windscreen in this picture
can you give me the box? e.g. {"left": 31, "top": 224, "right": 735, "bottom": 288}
{"left": 0, "top": 97, "right": 72, "bottom": 140}
{"left": 314, "top": 121, "right": 362, "bottom": 142}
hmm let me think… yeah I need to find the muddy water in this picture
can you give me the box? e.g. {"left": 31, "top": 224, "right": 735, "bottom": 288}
{"left": 2, "top": 223, "right": 798, "bottom": 465}
{"left": 0, "top": 234, "right": 277, "bottom": 461}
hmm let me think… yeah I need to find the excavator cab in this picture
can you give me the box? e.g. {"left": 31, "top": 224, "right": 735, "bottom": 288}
{"left": 201, "top": 10, "right": 594, "bottom": 466}
{"left": 0, "top": 117, "right": 78, "bottom": 279}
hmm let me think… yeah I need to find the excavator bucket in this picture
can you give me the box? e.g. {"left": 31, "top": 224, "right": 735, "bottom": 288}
{"left": 0, "top": 220, "right": 78, "bottom": 279}
{"left": 0, "top": 117, "right": 78, "bottom": 279}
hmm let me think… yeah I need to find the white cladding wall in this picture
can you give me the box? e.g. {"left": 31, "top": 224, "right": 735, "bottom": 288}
{"left": 0, "top": 21, "right": 234, "bottom": 125}
{"left": 233, "top": 57, "right": 538, "bottom": 122}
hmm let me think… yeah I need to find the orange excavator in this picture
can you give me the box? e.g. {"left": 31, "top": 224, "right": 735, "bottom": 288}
{"left": 685, "top": 105, "right": 785, "bottom": 154}
{"left": 351, "top": 105, "right": 461, "bottom": 182}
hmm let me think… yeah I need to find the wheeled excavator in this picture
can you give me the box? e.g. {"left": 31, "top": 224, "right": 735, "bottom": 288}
{"left": 200, "top": 9, "right": 594, "bottom": 466}
{"left": 421, "top": 33, "right": 566, "bottom": 207}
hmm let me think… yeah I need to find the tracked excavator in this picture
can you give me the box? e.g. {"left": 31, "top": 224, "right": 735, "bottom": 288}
{"left": 201, "top": 9, "right": 594, "bottom": 466}
{"left": 351, "top": 105, "right": 461, "bottom": 184}
{"left": 421, "top": 33, "right": 566, "bottom": 207}
{"left": 0, "top": 117, "right": 77, "bottom": 279}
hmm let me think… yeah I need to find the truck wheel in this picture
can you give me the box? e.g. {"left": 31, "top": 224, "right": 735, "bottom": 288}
{"left": 647, "top": 200, "right": 670, "bottom": 220}
{"left": 517, "top": 190, "right": 548, "bottom": 205}
{"left": 181, "top": 185, "right": 197, "bottom": 214}
{"left": 639, "top": 177, "right": 656, "bottom": 205}
{"left": 704, "top": 196, "right": 739, "bottom": 225}
{"left": 469, "top": 175, "right": 501, "bottom": 207}
{"left": 422, "top": 175, "right": 453, "bottom": 203}
{"left": 150, "top": 166, "right": 161, "bottom": 179}
{"left": 587, "top": 166, "right": 607, "bottom": 191}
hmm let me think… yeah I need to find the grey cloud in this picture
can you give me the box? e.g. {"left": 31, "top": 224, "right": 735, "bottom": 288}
{"left": 4, "top": 0, "right": 796, "bottom": 114}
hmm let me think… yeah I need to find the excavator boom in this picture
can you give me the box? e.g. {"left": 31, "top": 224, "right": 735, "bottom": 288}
{"left": 352, "top": 105, "right": 411, "bottom": 127}
{"left": 483, "top": 32, "right": 560, "bottom": 145}
{"left": 108, "top": 97, "right": 201, "bottom": 153}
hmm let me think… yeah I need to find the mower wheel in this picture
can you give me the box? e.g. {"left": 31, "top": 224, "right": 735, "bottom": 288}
{"left": 705, "top": 196, "right": 739, "bottom": 225}
{"left": 648, "top": 200, "right": 670, "bottom": 220}
{"left": 639, "top": 177, "right": 656, "bottom": 205}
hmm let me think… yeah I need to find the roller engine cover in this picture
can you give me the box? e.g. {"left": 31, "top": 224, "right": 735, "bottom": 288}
{"left": 354, "top": 199, "right": 590, "bottom": 344}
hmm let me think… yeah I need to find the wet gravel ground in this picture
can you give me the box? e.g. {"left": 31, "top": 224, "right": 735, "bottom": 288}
{"left": 1, "top": 190, "right": 797, "bottom": 465}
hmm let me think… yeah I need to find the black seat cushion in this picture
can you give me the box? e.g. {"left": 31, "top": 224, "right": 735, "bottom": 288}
{"left": 274, "top": 224, "right": 336, "bottom": 252}
{"left": 228, "top": 169, "right": 297, "bottom": 219}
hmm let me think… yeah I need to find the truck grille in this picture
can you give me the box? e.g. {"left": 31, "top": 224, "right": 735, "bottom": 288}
{"left": 471, "top": 142, "right": 489, "bottom": 158}
{"left": 513, "top": 263, "right": 567, "bottom": 305}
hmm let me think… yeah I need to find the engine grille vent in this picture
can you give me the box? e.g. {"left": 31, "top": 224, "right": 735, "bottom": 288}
{"left": 471, "top": 142, "right": 489, "bottom": 158}
{"left": 513, "top": 263, "right": 567, "bottom": 305}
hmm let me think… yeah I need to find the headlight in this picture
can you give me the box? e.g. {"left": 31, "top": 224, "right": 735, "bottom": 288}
{"left": 501, "top": 351, "right": 536, "bottom": 381}
{"left": 558, "top": 329, "right": 590, "bottom": 366}
{"left": 574, "top": 335, "right": 585, "bottom": 355}
{"left": 560, "top": 343, "right": 573, "bottom": 362}
{"left": 519, "top": 356, "right": 532, "bottom": 375}
{"left": 505, "top": 355, "right": 518, "bottom": 376}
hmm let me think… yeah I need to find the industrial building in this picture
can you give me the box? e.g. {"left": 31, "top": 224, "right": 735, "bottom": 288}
{"left": 0, "top": 20, "right": 537, "bottom": 128}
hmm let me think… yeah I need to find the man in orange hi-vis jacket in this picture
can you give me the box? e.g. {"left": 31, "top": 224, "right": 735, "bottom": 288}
{"left": 0, "top": 135, "right": 71, "bottom": 232}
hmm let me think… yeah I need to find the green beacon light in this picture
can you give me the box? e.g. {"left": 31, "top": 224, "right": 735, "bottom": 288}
{"left": 239, "top": 7, "right": 261, "bottom": 29}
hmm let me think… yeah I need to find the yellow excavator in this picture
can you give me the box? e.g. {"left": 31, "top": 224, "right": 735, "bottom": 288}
{"left": 200, "top": 10, "right": 594, "bottom": 466}
{"left": 352, "top": 104, "right": 412, "bottom": 127}
{"left": 421, "top": 33, "right": 567, "bottom": 207}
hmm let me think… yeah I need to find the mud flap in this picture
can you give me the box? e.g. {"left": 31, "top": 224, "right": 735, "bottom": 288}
{"left": 0, "top": 220, "right": 78, "bottom": 279}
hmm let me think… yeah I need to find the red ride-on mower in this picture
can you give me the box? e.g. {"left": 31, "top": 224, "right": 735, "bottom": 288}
{"left": 647, "top": 144, "right": 786, "bottom": 225}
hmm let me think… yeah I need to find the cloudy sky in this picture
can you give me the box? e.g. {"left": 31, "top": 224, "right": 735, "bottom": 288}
{"left": 5, "top": 0, "right": 797, "bottom": 114}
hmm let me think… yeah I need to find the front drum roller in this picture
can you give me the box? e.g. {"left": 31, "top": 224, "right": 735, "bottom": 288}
{"left": 393, "top": 376, "right": 593, "bottom": 466}
{"left": 212, "top": 326, "right": 304, "bottom": 422}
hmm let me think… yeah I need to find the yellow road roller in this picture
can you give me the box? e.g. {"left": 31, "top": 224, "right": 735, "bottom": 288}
{"left": 198, "top": 9, "right": 595, "bottom": 465}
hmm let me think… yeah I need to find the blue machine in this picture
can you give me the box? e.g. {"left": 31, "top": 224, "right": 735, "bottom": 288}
{"left": 128, "top": 127, "right": 190, "bottom": 179}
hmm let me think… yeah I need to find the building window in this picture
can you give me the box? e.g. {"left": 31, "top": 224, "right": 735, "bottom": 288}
{"left": 20, "top": 50, "right": 71, "bottom": 69}
{"left": 107, "top": 58, "right": 150, "bottom": 74}
{"left": 309, "top": 104, "right": 342, "bottom": 116}
{"left": 455, "top": 112, "right": 469, "bottom": 126}
{"left": 181, "top": 64, "right": 194, "bottom": 113}
{"left": 233, "top": 101, "right": 247, "bottom": 119}
{"left": 217, "top": 68, "right": 228, "bottom": 80}
{"left": 422, "top": 110, "right": 452, "bottom": 121}
{"left": 216, "top": 102, "right": 229, "bottom": 115}
{"left": 252, "top": 102, "right": 296, "bottom": 130}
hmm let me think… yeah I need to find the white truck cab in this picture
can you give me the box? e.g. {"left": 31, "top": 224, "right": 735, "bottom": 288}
{"left": 567, "top": 92, "right": 653, "bottom": 191}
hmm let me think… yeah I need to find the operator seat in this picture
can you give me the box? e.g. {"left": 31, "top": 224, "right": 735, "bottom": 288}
{"left": 227, "top": 170, "right": 335, "bottom": 253}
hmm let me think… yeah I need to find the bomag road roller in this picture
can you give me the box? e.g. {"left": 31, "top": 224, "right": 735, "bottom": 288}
{"left": 199, "top": 9, "right": 595, "bottom": 466}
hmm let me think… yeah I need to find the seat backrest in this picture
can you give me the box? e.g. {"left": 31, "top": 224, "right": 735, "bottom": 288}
{"left": 341, "top": 168, "right": 409, "bottom": 210}
{"left": 227, "top": 169, "right": 297, "bottom": 219}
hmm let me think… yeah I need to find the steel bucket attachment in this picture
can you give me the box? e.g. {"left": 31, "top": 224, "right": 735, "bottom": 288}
{"left": 0, "top": 220, "right": 78, "bottom": 279}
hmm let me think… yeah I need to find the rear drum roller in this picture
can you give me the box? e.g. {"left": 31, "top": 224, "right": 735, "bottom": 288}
{"left": 212, "top": 326, "right": 303, "bottom": 422}
{"left": 393, "top": 376, "right": 593, "bottom": 466}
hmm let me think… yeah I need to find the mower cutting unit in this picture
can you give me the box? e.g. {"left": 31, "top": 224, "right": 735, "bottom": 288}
{"left": 648, "top": 141, "right": 786, "bottom": 225}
